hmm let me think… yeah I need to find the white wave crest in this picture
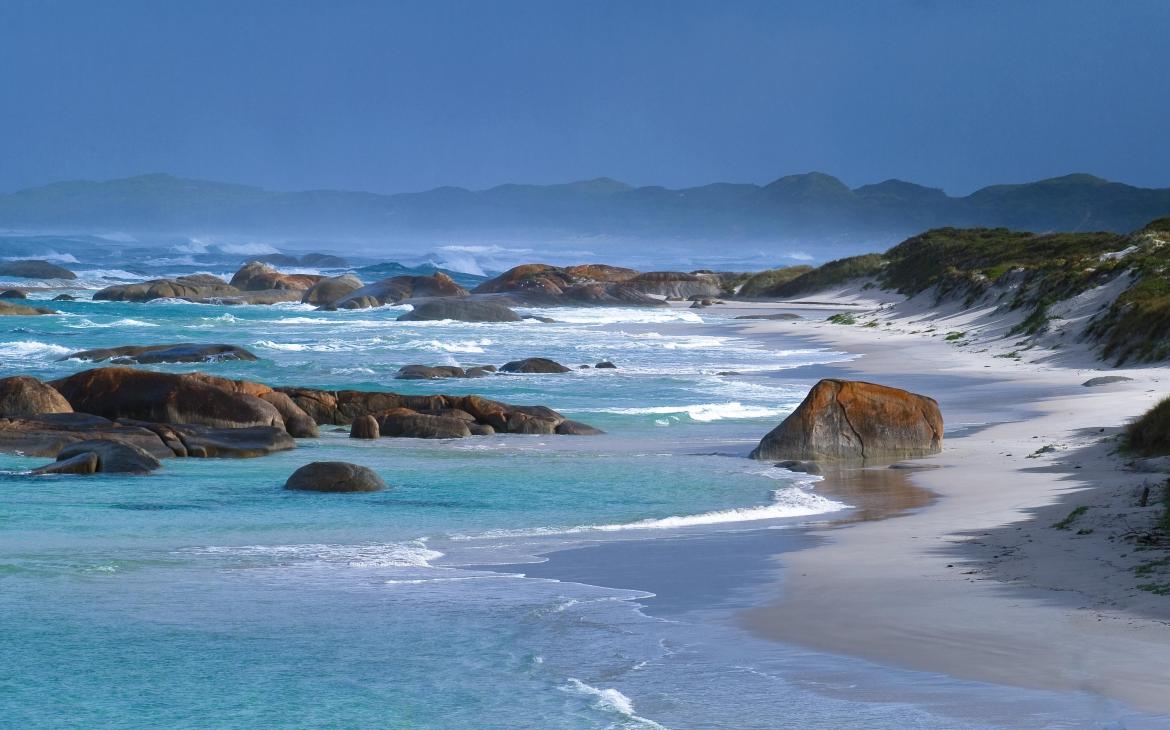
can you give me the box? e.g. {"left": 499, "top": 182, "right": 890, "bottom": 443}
{"left": 63, "top": 318, "right": 159, "bottom": 329}
{"left": 404, "top": 337, "right": 493, "bottom": 354}
{"left": 0, "top": 340, "right": 72, "bottom": 359}
{"left": 191, "top": 540, "right": 442, "bottom": 568}
{"left": 595, "top": 402, "right": 787, "bottom": 422}
{"left": 521, "top": 307, "right": 703, "bottom": 325}
{"left": 561, "top": 679, "right": 665, "bottom": 729}
{"left": 455, "top": 485, "right": 847, "bottom": 540}
{"left": 214, "top": 242, "right": 279, "bottom": 255}
{"left": 3, "top": 251, "right": 79, "bottom": 264}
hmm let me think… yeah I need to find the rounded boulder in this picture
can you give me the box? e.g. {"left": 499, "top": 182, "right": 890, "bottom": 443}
{"left": 284, "top": 461, "right": 387, "bottom": 493}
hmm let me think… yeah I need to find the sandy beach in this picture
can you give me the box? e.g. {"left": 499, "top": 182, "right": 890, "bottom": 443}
{"left": 713, "top": 296, "right": 1170, "bottom": 715}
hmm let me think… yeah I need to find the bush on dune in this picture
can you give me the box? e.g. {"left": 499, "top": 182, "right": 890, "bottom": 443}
{"left": 1127, "top": 397, "right": 1170, "bottom": 457}
{"left": 766, "top": 253, "right": 887, "bottom": 298}
{"left": 737, "top": 265, "right": 813, "bottom": 297}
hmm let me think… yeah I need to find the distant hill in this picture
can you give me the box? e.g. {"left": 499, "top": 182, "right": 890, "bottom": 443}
{"left": 1, "top": 172, "right": 1168, "bottom": 247}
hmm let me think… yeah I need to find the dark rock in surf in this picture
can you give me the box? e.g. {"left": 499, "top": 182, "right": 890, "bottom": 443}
{"left": 0, "top": 260, "right": 77, "bottom": 280}
{"left": 37, "top": 439, "right": 161, "bottom": 474}
{"left": 499, "top": 357, "right": 571, "bottom": 374}
{"left": 1, "top": 289, "right": 28, "bottom": 299}
{"left": 397, "top": 299, "right": 521, "bottom": 322}
{"left": 63, "top": 343, "right": 259, "bottom": 365}
{"left": 0, "top": 301, "right": 55, "bottom": 315}
{"left": 284, "top": 461, "right": 387, "bottom": 493}
{"left": 555, "top": 420, "right": 605, "bottom": 436}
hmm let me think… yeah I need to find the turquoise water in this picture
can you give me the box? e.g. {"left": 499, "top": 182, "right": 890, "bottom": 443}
{"left": 0, "top": 288, "right": 1158, "bottom": 728}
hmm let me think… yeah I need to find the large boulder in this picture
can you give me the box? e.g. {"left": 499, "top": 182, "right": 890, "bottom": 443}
{"left": 63, "top": 343, "right": 258, "bottom": 365}
{"left": 302, "top": 274, "right": 364, "bottom": 306}
{"left": 0, "top": 301, "right": 54, "bottom": 315}
{"left": 397, "top": 299, "right": 521, "bottom": 322}
{"left": 51, "top": 368, "right": 286, "bottom": 431}
{"left": 750, "top": 379, "right": 943, "bottom": 462}
{"left": 284, "top": 462, "right": 387, "bottom": 493}
{"left": 93, "top": 274, "right": 238, "bottom": 302}
{"left": 1, "top": 289, "right": 28, "bottom": 299}
{"left": 0, "top": 260, "right": 77, "bottom": 280}
{"left": 230, "top": 262, "right": 322, "bottom": 291}
{"left": 332, "top": 273, "right": 468, "bottom": 309}
{"left": 34, "top": 439, "right": 161, "bottom": 474}
{"left": 0, "top": 376, "right": 73, "bottom": 416}
{"left": 500, "top": 357, "right": 571, "bottom": 374}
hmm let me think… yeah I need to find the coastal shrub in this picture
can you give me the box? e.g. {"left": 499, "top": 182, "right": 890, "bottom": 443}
{"left": 767, "top": 254, "right": 887, "bottom": 298}
{"left": 1052, "top": 505, "right": 1088, "bottom": 530}
{"left": 826, "top": 312, "right": 856, "bottom": 325}
{"left": 737, "top": 265, "right": 814, "bottom": 297}
{"left": 1126, "top": 397, "right": 1170, "bottom": 457}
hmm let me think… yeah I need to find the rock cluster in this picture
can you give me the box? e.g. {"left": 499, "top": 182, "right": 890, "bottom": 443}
{"left": 277, "top": 386, "right": 602, "bottom": 438}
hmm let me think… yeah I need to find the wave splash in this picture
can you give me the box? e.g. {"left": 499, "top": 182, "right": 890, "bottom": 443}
{"left": 560, "top": 678, "right": 666, "bottom": 729}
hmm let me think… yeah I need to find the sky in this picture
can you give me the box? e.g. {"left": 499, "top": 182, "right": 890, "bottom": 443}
{"left": 1, "top": 0, "right": 1168, "bottom": 196}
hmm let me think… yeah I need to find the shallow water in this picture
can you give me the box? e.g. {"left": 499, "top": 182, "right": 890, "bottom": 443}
{"left": 0, "top": 289, "right": 1160, "bottom": 728}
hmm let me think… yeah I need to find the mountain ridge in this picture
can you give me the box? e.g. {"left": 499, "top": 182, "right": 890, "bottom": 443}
{"left": 2, "top": 171, "right": 1168, "bottom": 246}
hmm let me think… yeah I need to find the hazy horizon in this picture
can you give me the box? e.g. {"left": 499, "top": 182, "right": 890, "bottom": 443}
{"left": 2, "top": 0, "right": 1169, "bottom": 196}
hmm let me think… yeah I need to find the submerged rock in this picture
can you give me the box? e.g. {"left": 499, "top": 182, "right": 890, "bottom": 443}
{"left": 284, "top": 461, "right": 387, "bottom": 493}
{"left": 0, "top": 301, "right": 54, "bottom": 315}
{"left": 52, "top": 294, "right": 77, "bottom": 301}
{"left": 594, "top": 361, "right": 617, "bottom": 369}
{"left": 499, "top": 357, "right": 571, "bottom": 374}
{"left": 750, "top": 379, "right": 943, "bottom": 462}
{"left": 397, "top": 299, "right": 521, "bottom": 322}
{"left": 0, "top": 375, "right": 73, "bottom": 417}
{"left": 63, "top": 343, "right": 258, "bottom": 365}
{"left": 34, "top": 438, "right": 161, "bottom": 475}
{"left": 0, "top": 260, "right": 77, "bottom": 280}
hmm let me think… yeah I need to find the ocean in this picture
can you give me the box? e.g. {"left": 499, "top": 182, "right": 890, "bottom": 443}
{"left": 0, "top": 281, "right": 1157, "bottom": 728}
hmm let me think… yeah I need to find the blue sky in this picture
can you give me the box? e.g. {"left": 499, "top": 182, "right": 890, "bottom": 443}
{"left": 1, "top": 0, "right": 1167, "bottom": 195}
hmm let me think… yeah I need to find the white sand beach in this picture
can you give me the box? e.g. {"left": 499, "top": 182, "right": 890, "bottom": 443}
{"left": 712, "top": 295, "right": 1170, "bottom": 714}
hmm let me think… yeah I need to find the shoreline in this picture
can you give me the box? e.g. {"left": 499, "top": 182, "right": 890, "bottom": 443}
{"left": 708, "top": 300, "right": 1170, "bottom": 715}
